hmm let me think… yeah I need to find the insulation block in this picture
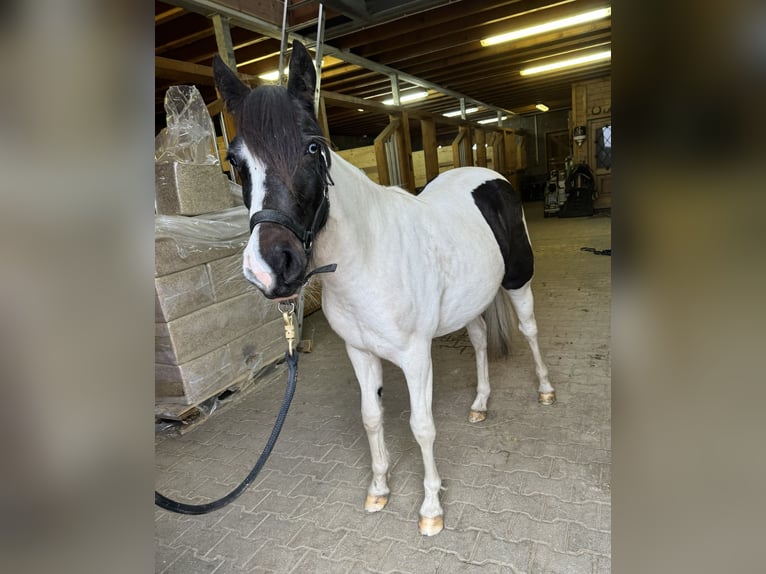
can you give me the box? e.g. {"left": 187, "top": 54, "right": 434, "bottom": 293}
{"left": 154, "top": 264, "right": 215, "bottom": 322}
{"left": 155, "top": 317, "right": 285, "bottom": 405}
{"left": 155, "top": 162, "right": 232, "bottom": 216}
{"left": 155, "top": 291, "right": 280, "bottom": 366}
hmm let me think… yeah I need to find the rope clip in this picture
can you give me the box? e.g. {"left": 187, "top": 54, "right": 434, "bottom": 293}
{"left": 279, "top": 301, "right": 297, "bottom": 356}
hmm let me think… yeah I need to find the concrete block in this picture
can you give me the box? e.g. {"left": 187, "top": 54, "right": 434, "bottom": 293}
{"left": 154, "top": 264, "right": 214, "bottom": 322}
{"left": 155, "top": 162, "right": 232, "bottom": 216}
{"left": 155, "top": 291, "right": 279, "bottom": 365}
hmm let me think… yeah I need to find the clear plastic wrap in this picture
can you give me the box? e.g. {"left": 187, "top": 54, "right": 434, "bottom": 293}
{"left": 155, "top": 206, "right": 249, "bottom": 258}
{"left": 154, "top": 85, "right": 218, "bottom": 165}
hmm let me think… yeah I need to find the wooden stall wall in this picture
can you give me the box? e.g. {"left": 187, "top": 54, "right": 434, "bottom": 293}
{"left": 338, "top": 145, "right": 496, "bottom": 191}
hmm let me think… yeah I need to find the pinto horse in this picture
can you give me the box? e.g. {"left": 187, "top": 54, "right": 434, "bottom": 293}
{"left": 213, "top": 41, "right": 555, "bottom": 536}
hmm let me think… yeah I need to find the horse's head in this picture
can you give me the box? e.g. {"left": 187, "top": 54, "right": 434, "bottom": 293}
{"left": 213, "top": 41, "right": 331, "bottom": 300}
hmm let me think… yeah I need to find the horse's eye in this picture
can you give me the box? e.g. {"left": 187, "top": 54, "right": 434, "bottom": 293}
{"left": 226, "top": 153, "right": 239, "bottom": 169}
{"left": 307, "top": 142, "right": 319, "bottom": 155}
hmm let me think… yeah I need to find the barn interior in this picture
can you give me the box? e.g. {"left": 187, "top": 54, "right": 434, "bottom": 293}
{"left": 154, "top": 2, "right": 612, "bottom": 572}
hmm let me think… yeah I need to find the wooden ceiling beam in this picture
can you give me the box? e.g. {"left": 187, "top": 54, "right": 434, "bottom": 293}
{"left": 155, "top": 56, "right": 259, "bottom": 85}
{"left": 371, "top": 17, "right": 610, "bottom": 68}
{"left": 326, "top": 0, "right": 550, "bottom": 49}
{"left": 352, "top": 0, "right": 607, "bottom": 60}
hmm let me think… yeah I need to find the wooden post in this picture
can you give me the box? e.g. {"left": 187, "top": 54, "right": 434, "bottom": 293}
{"left": 452, "top": 126, "right": 473, "bottom": 167}
{"left": 492, "top": 132, "right": 505, "bottom": 174}
{"left": 395, "top": 112, "right": 415, "bottom": 193}
{"left": 317, "top": 95, "right": 331, "bottom": 142}
{"left": 212, "top": 15, "right": 236, "bottom": 68}
{"left": 451, "top": 128, "right": 464, "bottom": 168}
{"left": 463, "top": 126, "right": 474, "bottom": 166}
{"left": 503, "top": 130, "right": 516, "bottom": 176}
{"left": 212, "top": 14, "right": 238, "bottom": 142}
{"left": 420, "top": 117, "right": 439, "bottom": 182}
{"left": 374, "top": 118, "right": 400, "bottom": 186}
{"left": 474, "top": 128, "right": 486, "bottom": 167}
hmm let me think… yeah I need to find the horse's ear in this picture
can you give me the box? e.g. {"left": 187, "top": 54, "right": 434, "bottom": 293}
{"left": 287, "top": 41, "right": 316, "bottom": 114}
{"left": 213, "top": 55, "right": 249, "bottom": 115}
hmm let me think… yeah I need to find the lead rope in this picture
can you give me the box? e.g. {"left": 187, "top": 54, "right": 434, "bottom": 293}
{"left": 154, "top": 303, "right": 300, "bottom": 515}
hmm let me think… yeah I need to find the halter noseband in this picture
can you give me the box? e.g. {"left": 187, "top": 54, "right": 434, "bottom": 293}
{"left": 248, "top": 186, "right": 336, "bottom": 282}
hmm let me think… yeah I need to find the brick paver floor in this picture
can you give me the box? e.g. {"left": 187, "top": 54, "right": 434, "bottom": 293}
{"left": 155, "top": 202, "right": 611, "bottom": 573}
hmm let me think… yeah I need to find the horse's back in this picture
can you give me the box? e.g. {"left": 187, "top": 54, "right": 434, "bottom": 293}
{"left": 422, "top": 167, "right": 534, "bottom": 290}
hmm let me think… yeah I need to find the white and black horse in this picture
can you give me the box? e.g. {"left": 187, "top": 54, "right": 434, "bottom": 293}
{"left": 213, "top": 41, "right": 554, "bottom": 536}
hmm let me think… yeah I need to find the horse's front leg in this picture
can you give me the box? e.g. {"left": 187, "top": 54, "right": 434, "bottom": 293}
{"left": 401, "top": 341, "right": 443, "bottom": 536}
{"left": 345, "top": 344, "right": 390, "bottom": 512}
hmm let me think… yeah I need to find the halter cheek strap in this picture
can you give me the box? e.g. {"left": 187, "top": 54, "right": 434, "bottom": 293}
{"left": 248, "top": 188, "right": 337, "bottom": 282}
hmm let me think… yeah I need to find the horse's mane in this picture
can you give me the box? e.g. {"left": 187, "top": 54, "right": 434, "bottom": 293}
{"left": 239, "top": 86, "right": 305, "bottom": 183}
{"left": 239, "top": 85, "right": 331, "bottom": 200}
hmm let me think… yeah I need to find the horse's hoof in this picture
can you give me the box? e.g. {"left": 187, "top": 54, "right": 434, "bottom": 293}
{"left": 468, "top": 410, "right": 487, "bottom": 423}
{"left": 538, "top": 391, "right": 556, "bottom": 405}
{"left": 364, "top": 494, "right": 388, "bottom": 512}
{"left": 418, "top": 514, "right": 444, "bottom": 536}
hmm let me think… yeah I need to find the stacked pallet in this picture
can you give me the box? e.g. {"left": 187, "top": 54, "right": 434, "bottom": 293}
{"left": 154, "top": 163, "right": 284, "bottom": 411}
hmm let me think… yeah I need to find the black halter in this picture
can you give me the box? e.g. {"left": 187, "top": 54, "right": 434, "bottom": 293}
{"left": 248, "top": 186, "right": 336, "bottom": 282}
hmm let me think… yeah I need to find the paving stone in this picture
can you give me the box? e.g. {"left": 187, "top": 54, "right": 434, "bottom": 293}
{"left": 566, "top": 522, "right": 610, "bottom": 556}
{"left": 415, "top": 524, "right": 479, "bottom": 562}
{"left": 369, "top": 509, "right": 417, "bottom": 542}
{"left": 162, "top": 547, "right": 223, "bottom": 573}
{"left": 156, "top": 542, "right": 187, "bottom": 572}
{"left": 378, "top": 540, "right": 444, "bottom": 574}
{"left": 442, "top": 478, "right": 496, "bottom": 511}
{"left": 207, "top": 531, "right": 262, "bottom": 569}
{"left": 541, "top": 497, "right": 601, "bottom": 532}
{"left": 330, "top": 531, "right": 392, "bottom": 570}
{"left": 175, "top": 520, "right": 232, "bottom": 557}
{"left": 436, "top": 553, "right": 506, "bottom": 574}
{"left": 508, "top": 513, "right": 569, "bottom": 552}
{"left": 213, "top": 506, "right": 268, "bottom": 538}
{"left": 290, "top": 549, "right": 351, "bottom": 573}
{"left": 469, "top": 532, "right": 533, "bottom": 572}
{"left": 252, "top": 513, "right": 307, "bottom": 543}
{"left": 243, "top": 542, "right": 307, "bottom": 572}
{"left": 489, "top": 489, "right": 544, "bottom": 518}
{"left": 529, "top": 543, "right": 595, "bottom": 574}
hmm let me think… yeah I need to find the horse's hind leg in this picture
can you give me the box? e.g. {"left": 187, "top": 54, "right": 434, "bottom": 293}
{"left": 346, "top": 344, "right": 390, "bottom": 512}
{"left": 466, "top": 316, "right": 490, "bottom": 422}
{"left": 507, "top": 281, "right": 556, "bottom": 404}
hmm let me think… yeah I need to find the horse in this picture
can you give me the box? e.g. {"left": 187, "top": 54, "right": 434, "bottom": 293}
{"left": 213, "top": 41, "right": 555, "bottom": 536}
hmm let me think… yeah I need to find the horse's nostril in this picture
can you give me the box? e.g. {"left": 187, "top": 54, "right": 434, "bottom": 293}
{"left": 278, "top": 246, "right": 303, "bottom": 284}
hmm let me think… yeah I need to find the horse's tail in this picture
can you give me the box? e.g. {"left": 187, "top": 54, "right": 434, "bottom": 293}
{"left": 483, "top": 288, "right": 517, "bottom": 360}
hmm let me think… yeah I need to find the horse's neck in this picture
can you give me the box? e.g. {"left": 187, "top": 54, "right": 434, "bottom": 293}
{"left": 313, "top": 151, "right": 395, "bottom": 267}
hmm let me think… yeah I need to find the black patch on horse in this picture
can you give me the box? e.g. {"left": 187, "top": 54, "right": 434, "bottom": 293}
{"left": 471, "top": 179, "right": 534, "bottom": 290}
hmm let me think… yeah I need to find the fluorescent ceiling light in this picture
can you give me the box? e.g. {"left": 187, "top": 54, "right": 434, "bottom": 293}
{"left": 478, "top": 116, "right": 508, "bottom": 124}
{"left": 382, "top": 90, "right": 428, "bottom": 105}
{"left": 443, "top": 106, "right": 479, "bottom": 118}
{"left": 481, "top": 7, "right": 611, "bottom": 46}
{"left": 259, "top": 59, "right": 322, "bottom": 81}
{"left": 535, "top": 103, "right": 549, "bottom": 112}
{"left": 520, "top": 50, "right": 611, "bottom": 76}
{"left": 258, "top": 68, "right": 285, "bottom": 81}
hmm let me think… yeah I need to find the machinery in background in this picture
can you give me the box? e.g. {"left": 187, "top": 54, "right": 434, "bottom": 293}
{"left": 544, "top": 160, "right": 597, "bottom": 218}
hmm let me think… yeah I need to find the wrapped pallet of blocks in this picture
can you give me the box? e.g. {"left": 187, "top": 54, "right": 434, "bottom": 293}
{"left": 155, "top": 206, "right": 285, "bottom": 407}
